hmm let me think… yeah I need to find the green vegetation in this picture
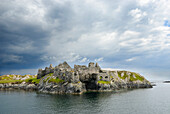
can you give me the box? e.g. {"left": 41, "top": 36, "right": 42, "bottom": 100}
{"left": 49, "top": 77, "right": 64, "bottom": 83}
{"left": 0, "top": 80, "right": 23, "bottom": 84}
{"left": 43, "top": 77, "right": 50, "bottom": 83}
{"left": 117, "top": 71, "right": 129, "bottom": 80}
{"left": 129, "top": 73, "right": 144, "bottom": 81}
{"left": 133, "top": 73, "right": 144, "bottom": 81}
{"left": 43, "top": 73, "right": 54, "bottom": 77}
{"left": 129, "top": 75, "right": 137, "bottom": 81}
{"left": 25, "top": 78, "right": 40, "bottom": 84}
{"left": 42, "top": 73, "right": 64, "bottom": 84}
{"left": 46, "top": 73, "right": 53, "bottom": 76}
{"left": 97, "top": 81, "right": 110, "bottom": 84}
{"left": 118, "top": 71, "right": 145, "bottom": 82}
{"left": 32, "top": 79, "right": 40, "bottom": 84}
{"left": 0, "top": 76, "right": 11, "bottom": 80}
{"left": 42, "top": 73, "right": 54, "bottom": 83}
{"left": 110, "top": 76, "right": 113, "bottom": 79}
{"left": 0, "top": 74, "right": 37, "bottom": 84}
{"left": 117, "top": 71, "right": 122, "bottom": 78}
{"left": 0, "top": 74, "right": 38, "bottom": 84}
{"left": 70, "top": 70, "right": 74, "bottom": 73}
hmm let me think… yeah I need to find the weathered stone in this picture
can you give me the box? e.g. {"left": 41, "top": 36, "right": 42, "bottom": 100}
{"left": 37, "top": 64, "right": 54, "bottom": 79}
{"left": 57, "top": 61, "right": 72, "bottom": 71}
{"left": 0, "top": 62, "right": 152, "bottom": 94}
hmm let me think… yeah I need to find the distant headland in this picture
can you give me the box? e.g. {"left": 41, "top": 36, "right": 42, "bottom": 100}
{"left": 0, "top": 62, "right": 152, "bottom": 94}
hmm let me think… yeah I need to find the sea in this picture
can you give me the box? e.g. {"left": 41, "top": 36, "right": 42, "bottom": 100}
{"left": 0, "top": 83, "right": 170, "bottom": 114}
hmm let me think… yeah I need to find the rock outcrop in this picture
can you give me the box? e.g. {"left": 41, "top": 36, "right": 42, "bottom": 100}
{"left": 37, "top": 64, "right": 54, "bottom": 79}
{"left": 0, "top": 62, "right": 152, "bottom": 94}
{"left": 35, "top": 62, "right": 152, "bottom": 94}
{"left": 0, "top": 83, "right": 38, "bottom": 91}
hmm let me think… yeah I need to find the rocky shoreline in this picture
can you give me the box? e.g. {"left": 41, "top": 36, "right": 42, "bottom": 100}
{"left": 0, "top": 82, "right": 152, "bottom": 94}
{"left": 0, "top": 62, "right": 152, "bottom": 94}
{"left": 163, "top": 81, "right": 170, "bottom": 83}
{"left": 0, "top": 83, "right": 38, "bottom": 91}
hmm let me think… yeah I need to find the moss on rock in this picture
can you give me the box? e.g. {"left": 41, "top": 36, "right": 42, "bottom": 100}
{"left": 98, "top": 81, "right": 110, "bottom": 84}
{"left": 48, "top": 77, "right": 64, "bottom": 83}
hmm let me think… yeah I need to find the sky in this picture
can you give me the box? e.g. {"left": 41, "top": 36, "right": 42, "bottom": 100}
{"left": 0, "top": 0, "right": 170, "bottom": 81}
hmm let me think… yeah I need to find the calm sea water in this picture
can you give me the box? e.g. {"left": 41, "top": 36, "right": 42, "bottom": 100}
{"left": 0, "top": 83, "right": 170, "bottom": 114}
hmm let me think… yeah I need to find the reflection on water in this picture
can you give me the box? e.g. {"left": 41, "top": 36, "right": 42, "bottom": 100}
{"left": 0, "top": 83, "right": 170, "bottom": 114}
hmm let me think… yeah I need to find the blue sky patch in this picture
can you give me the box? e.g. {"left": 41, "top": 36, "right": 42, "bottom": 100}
{"left": 164, "top": 20, "right": 170, "bottom": 27}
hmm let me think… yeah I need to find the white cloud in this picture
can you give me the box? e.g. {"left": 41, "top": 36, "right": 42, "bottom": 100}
{"left": 129, "top": 8, "right": 147, "bottom": 22}
{"left": 1, "top": 0, "right": 170, "bottom": 79}
{"left": 0, "top": 0, "right": 47, "bottom": 30}
{"left": 102, "top": 68, "right": 122, "bottom": 71}
{"left": 126, "top": 57, "right": 136, "bottom": 62}
{"left": 95, "top": 57, "right": 104, "bottom": 62}
{"left": 31, "top": 0, "right": 170, "bottom": 68}
{"left": 80, "top": 57, "right": 89, "bottom": 63}
{"left": 122, "top": 31, "right": 140, "bottom": 38}
{"left": 74, "top": 32, "right": 119, "bottom": 56}
{"left": 41, "top": 53, "right": 81, "bottom": 63}
{"left": 137, "top": 0, "right": 153, "bottom": 6}
{"left": 43, "top": 31, "right": 119, "bottom": 63}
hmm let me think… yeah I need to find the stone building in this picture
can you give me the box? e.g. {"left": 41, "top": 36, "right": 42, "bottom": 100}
{"left": 37, "top": 64, "right": 54, "bottom": 79}
{"left": 37, "top": 62, "right": 111, "bottom": 86}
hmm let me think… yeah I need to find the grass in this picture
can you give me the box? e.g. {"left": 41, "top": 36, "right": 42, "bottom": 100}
{"left": 129, "top": 73, "right": 144, "bottom": 81}
{"left": 0, "top": 76, "right": 11, "bottom": 80}
{"left": 0, "top": 80, "right": 23, "bottom": 84}
{"left": 110, "top": 76, "right": 114, "bottom": 79}
{"left": 130, "top": 75, "right": 138, "bottom": 81}
{"left": 117, "top": 71, "right": 129, "bottom": 80}
{"left": 118, "top": 71, "right": 145, "bottom": 82}
{"left": 70, "top": 70, "right": 74, "bottom": 73}
{"left": 49, "top": 77, "right": 64, "bottom": 83}
{"left": 25, "top": 78, "right": 40, "bottom": 84}
{"left": 133, "top": 73, "right": 144, "bottom": 81}
{"left": 42, "top": 73, "right": 54, "bottom": 83}
{"left": 32, "top": 79, "right": 40, "bottom": 84}
{"left": 97, "top": 81, "right": 110, "bottom": 84}
{"left": 46, "top": 73, "right": 54, "bottom": 76}
{"left": 43, "top": 73, "right": 54, "bottom": 77}
{"left": 0, "top": 74, "right": 38, "bottom": 84}
{"left": 43, "top": 76, "right": 51, "bottom": 83}
{"left": 43, "top": 72, "right": 65, "bottom": 83}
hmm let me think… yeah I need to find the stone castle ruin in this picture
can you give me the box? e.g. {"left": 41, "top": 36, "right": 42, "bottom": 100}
{"left": 37, "top": 61, "right": 152, "bottom": 94}
{"left": 37, "top": 62, "right": 114, "bottom": 90}
{"left": 0, "top": 62, "right": 152, "bottom": 94}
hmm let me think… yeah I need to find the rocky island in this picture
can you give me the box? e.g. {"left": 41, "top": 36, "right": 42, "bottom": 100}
{"left": 0, "top": 62, "right": 152, "bottom": 94}
{"left": 163, "top": 81, "right": 170, "bottom": 83}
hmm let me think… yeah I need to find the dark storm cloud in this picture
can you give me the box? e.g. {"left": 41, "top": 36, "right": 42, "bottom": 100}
{"left": 0, "top": 1, "right": 50, "bottom": 73}
{"left": 0, "top": 0, "right": 170, "bottom": 80}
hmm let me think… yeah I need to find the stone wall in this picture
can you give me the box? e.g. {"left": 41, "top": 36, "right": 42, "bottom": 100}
{"left": 36, "top": 62, "right": 152, "bottom": 93}
{"left": 37, "top": 64, "right": 54, "bottom": 79}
